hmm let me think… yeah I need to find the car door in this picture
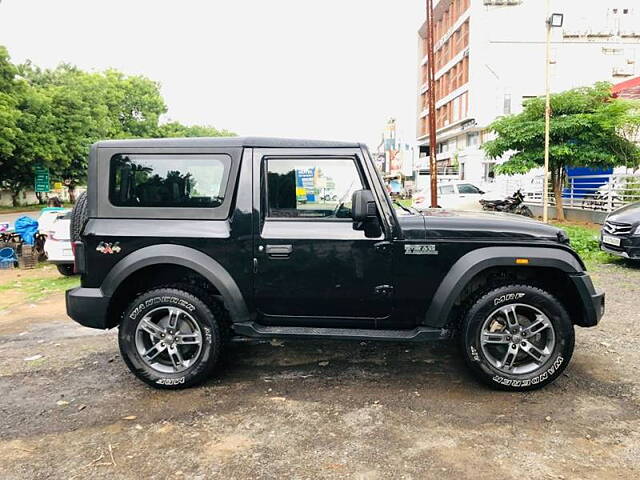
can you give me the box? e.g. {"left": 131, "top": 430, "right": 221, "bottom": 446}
{"left": 456, "top": 183, "right": 484, "bottom": 210}
{"left": 252, "top": 148, "right": 393, "bottom": 328}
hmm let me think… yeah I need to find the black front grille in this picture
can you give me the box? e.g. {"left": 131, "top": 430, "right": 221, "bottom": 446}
{"left": 603, "top": 221, "right": 633, "bottom": 236}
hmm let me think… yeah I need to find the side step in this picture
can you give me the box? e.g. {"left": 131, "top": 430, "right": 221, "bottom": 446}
{"left": 232, "top": 322, "right": 450, "bottom": 342}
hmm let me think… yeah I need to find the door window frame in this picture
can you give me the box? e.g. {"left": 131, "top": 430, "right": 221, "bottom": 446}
{"left": 261, "top": 155, "right": 367, "bottom": 223}
{"left": 252, "top": 147, "right": 390, "bottom": 241}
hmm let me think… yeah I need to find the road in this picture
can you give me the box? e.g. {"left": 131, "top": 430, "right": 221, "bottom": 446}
{"left": 0, "top": 263, "right": 639, "bottom": 479}
{"left": 0, "top": 210, "right": 40, "bottom": 230}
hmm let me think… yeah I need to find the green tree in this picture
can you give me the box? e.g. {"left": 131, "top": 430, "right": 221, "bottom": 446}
{"left": 155, "top": 121, "right": 235, "bottom": 138}
{"left": 0, "top": 46, "right": 236, "bottom": 205}
{"left": 483, "top": 82, "right": 640, "bottom": 220}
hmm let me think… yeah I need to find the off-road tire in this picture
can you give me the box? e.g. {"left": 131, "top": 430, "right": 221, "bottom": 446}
{"left": 70, "top": 192, "right": 88, "bottom": 242}
{"left": 119, "top": 288, "right": 222, "bottom": 389}
{"left": 56, "top": 264, "right": 75, "bottom": 276}
{"left": 461, "top": 284, "right": 574, "bottom": 391}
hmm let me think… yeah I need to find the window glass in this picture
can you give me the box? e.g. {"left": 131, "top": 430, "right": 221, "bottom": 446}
{"left": 439, "top": 184, "right": 455, "bottom": 195}
{"left": 467, "top": 132, "right": 479, "bottom": 146}
{"left": 266, "top": 158, "right": 363, "bottom": 219}
{"left": 109, "top": 154, "right": 230, "bottom": 208}
{"left": 458, "top": 183, "right": 482, "bottom": 194}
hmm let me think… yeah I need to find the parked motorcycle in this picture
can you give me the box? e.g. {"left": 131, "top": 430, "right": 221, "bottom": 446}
{"left": 479, "top": 189, "right": 534, "bottom": 217}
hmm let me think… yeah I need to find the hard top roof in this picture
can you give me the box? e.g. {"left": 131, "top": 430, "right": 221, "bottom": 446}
{"left": 94, "top": 136, "right": 361, "bottom": 149}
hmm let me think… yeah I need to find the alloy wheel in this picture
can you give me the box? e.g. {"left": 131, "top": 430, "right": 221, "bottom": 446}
{"left": 479, "top": 303, "right": 556, "bottom": 375}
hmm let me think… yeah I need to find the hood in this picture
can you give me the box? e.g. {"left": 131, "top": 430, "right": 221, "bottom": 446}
{"left": 412, "top": 209, "right": 564, "bottom": 241}
{"left": 396, "top": 214, "right": 428, "bottom": 240}
{"left": 606, "top": 202, "right": 640, "bottom": 225}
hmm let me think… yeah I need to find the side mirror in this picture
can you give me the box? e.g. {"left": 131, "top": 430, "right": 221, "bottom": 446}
{"left": 352, "top": 189, "right": 382, "bottom": 238}
{"left": 352, "top": 189, "right": 377, "bottom": 222}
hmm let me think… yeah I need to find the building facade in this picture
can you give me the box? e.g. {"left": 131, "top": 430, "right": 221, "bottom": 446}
{"left": 417, "top": 0, "right": 640, "bottom": 186}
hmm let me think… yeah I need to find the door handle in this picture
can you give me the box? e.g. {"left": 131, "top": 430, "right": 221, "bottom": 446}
{"left": 266, "top": 244, "right": 293, "bottom": 258}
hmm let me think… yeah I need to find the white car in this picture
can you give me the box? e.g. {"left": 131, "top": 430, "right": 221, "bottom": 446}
{"left": 412, "top": 181, "right": 490, "bottom": 211}
{"left": 44, "top": 211, "right": 75, "bottom": 276}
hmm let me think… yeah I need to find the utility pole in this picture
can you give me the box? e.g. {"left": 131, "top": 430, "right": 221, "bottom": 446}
{"left": 426, "top": 0, "right": 438, "bottom": 208}
{"left": 542, "top": 0, "right": 552, "bottom": 223}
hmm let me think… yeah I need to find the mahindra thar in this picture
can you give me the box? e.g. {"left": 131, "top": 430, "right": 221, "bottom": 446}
{"left": 66, "top": 137, "right": 604, "bottom": 391}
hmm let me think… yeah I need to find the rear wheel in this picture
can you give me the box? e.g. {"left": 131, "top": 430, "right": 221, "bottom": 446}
{"left": 118, "top": 288, "right": 222, "bottom": 389}
{"left": 56, "top": 263, "right": 75, "bottom": 276}
{"left": 461, "top": 284, "right": 574, "bottom": 391}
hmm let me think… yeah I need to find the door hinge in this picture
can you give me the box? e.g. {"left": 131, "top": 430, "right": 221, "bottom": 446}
{"left": 374, "top": 241, "right": 392, "bottom": 253}
{"left": 374, "top": 285, "right": 394, "bottom": 296}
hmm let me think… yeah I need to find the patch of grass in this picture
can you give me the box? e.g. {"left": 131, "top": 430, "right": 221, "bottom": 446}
{"left": 551, "top": 222, "right": 616, "bottom": 265}
{"left": 0, "top": 274, "right": 79, "bottom": 303}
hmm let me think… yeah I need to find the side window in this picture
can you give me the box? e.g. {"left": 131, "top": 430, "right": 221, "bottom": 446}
{"left": 266, "top": 158, "right": 363, "bottom": 219}
{"left": 439, "top": 184, "right": 455, "bottom": 195}
{"left": 457, "top": 183, "right": 481, "bottom": 194}
{"left": 109, "top": 154, "right": 230, "bottom": 208}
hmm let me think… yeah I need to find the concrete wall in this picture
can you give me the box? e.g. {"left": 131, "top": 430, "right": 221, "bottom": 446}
{"left": 0, "top": 188, "right": 84, "bottom": 207}
{"left": 527, "top": 204, "right": 610, "bottom": 224}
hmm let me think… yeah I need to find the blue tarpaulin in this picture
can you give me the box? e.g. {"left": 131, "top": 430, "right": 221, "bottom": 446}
{"left": 14, "top": 216, "right": 39, "bottom": 245}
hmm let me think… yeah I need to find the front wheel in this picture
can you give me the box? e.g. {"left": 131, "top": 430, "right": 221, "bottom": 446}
{"left": 461, "top": 284, "right": 574, "bottom": 391}
{"left": 118, "top": 288, "right": 222, "bottom": 389}
{"left": 516, "top": 205, "right": 534, "bottom": 217}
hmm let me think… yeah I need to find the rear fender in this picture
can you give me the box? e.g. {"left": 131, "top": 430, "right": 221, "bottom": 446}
{"left": 102, "top": 244, "right": 249, "bottom": 323}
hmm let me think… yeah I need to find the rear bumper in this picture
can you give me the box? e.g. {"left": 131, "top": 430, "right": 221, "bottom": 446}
{"left": 570, "top": 274, "right": 605, "bottom": 328}
{"left": 65, "top": 287, "right": 111, "bottom": 329}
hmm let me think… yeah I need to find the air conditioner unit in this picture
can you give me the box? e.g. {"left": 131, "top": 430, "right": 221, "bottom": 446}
{"left": 613, "top": 65, "right": 635, "bottom": 76}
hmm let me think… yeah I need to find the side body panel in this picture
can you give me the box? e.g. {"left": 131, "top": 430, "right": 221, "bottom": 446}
{"left": 80, "top": 145, "right": 254, "bottom": 320}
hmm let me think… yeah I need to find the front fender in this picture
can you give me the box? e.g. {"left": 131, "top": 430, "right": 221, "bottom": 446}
{"left": 424, "top": 246, "right": 583, "bottom": 328}
{"left": 102, "top": 244, "right": 250, "bottom": 323}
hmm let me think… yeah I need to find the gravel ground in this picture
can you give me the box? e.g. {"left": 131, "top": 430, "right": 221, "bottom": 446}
{"left": 1, "top": 262, "right": 639, "bottom": 480}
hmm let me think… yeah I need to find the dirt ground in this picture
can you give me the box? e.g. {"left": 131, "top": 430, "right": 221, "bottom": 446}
{"left": 1, "top": 263, "right": 639, "bottom": 480}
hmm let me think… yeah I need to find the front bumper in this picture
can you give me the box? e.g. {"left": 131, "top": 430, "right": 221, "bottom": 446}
{"left": 600, "top": 233, "right": 640, "bottom": 260}
{"left": 65, "top": 287, "right": 111, "bottom": 329}
{"left": 570, "top": 274, "right": 605, "bottom": 327}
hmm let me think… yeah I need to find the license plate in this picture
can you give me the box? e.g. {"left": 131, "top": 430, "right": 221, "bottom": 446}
{"left": 602, "top": 235, "right": 621, "bottom": 247}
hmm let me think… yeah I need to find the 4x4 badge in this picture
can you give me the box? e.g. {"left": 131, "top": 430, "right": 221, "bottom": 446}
{"left": 405, "top": 244, "right": 438, "bottom": 255}
{"left": 96, "top": 241, "right": 122, "bottom": 254}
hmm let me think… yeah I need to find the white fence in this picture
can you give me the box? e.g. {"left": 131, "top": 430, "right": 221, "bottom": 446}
{"left": 525, "top": 174, "right": 640, "bottom": 213}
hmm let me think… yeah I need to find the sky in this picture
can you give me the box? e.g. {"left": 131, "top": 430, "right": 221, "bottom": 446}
{"left": 0, "top": 0, "right": 425, "bottom": 149}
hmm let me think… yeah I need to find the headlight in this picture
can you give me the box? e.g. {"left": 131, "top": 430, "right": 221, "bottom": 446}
{"left": 635, "top": 225, "right": 640, "bottom": 235}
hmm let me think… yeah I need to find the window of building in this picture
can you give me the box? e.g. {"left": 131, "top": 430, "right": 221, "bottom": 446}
{"left": 265, "top": 158, "right": 363, "bottom": 219}
{"left": 109, "top": 154, "right": 230, "bottom": 208}
{"left": 503, "top": 93, "right": 512, "bottom": 115}
{"left": 467, "top": 131, "right": 480, "bottom": 146}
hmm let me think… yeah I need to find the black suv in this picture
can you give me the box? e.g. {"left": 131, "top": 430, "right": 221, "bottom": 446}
{"left": 66, "top": 137, "right": 604, "bottom": 391}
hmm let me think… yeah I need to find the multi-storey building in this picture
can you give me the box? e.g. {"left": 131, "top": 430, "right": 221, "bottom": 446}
{"left": 417, "top": 0, "right": 640, "bottom": 185}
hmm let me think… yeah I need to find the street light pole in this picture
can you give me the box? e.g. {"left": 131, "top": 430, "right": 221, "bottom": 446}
{"left": 426, "top": 0, "right": 438, "bottom": 208}
{"left": 543, "top": 0, "right": 552, "bottom": 223}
